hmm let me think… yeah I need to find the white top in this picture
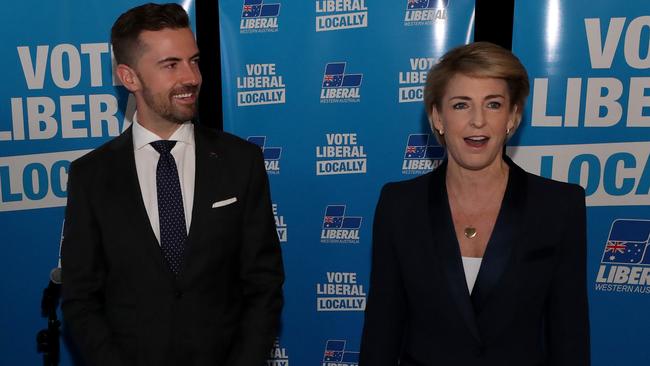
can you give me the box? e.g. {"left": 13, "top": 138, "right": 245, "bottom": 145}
{"left": 461, "top": 256, "right": 483, "bottom": 294}
{"left": 132, "top": 113, "right": 196, "bottom": 244}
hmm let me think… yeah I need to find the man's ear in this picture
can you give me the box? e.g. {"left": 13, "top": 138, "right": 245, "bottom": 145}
{"left": 116, "top": 64, "right": 140, "bottom": 93}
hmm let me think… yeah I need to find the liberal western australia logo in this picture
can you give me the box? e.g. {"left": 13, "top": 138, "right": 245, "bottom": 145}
{"left": 316, "top": 272, "right": 366, "bottom": 311}
{"left": 402, "top": 134, "right": 445, "bottom": 174}
{"left": 320, "top": 62, "right": 362, "bottom": 103}
{"left": 404, "top": 0, "right": 448, "bottom": 26}
{"left": 322, "top": 340, "right": 359, "bottom": 366}
{"left": 320, "top": 205, "right": 362, "bottom": 243}
{"left": 595, "top": 219, "right": 650, "bottom": 294}
{"left": 315, "top": 0, "right": 368, "bottom": 32}
{"left": 237, "top": 63, "right": 286, "bottom": 106}
{"left": 247, "top": 136, "right": 282, "bottom": 174}
{"left": 316, "top": 133, "right": 367, "bottom": 175}
{"left": 240, "top": 0, "right": 281, "bottom": 33}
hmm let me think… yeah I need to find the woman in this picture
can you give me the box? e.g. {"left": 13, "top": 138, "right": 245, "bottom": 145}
{"left": 359, "top": 42, "right": 590, "bottom": 365}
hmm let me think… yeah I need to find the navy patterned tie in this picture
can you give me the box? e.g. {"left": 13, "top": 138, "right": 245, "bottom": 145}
{"left": 151, "top": 140, "right": 187, "bottom": 275}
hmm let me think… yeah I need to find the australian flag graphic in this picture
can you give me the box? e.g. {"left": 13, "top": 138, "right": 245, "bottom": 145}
{"left": 322, "top": 205, "right": 362, "bottom": 230}
{"left": 247, "top": 136, "right": 282, "bottom": 160}
{"left": 403, "top": 134, "right": 445, "bottom": 159}
{"left": 241, "top": 0, "right": 280, "bottom": 18}
{"left": 601, "top": 219, "right": 650, "bottom": 265}
{"left": 406, "top": 0, "right": 448, "bottom": 9}
{"left": 323, "top": 340, "right": 359, "bottom": 365}
{"left": 322, "top": 63, "right": 363, "bottom": 88}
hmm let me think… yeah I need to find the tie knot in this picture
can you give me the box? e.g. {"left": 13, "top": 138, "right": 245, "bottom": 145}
{"left": 151, "top": 140, "right": 177, "bottom": 155}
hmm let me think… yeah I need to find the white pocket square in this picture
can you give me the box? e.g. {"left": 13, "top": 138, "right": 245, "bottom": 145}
{"left": 212, "top": 197, "right": 237, "bottom": 208}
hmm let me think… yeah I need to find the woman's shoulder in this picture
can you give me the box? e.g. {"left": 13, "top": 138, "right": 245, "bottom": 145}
{"left": 525, "top": 170, "right": 584, "bottom": 194}
{"left": 519, "top": 167, "right": 586, "bottom": 206}
{"left": 380, "top": 170, "right": 435, "bottom": 197}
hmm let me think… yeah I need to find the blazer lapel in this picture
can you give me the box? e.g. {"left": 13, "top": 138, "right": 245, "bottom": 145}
{"left": 108, "top": 128, "right": 172, "bottom": 279}
{"left": 470, "top": 156, "right": 526, "bottom": 314}
{"left": 428, "top": 161, "right": 481, "bottom": 343}
{"left": 178, "top": 125, "right": 225, "bottom": 278}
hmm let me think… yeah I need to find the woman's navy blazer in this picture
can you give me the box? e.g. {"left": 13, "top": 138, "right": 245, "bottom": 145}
{"left": 359, "top": 157, "right": 590, "bottom": 366}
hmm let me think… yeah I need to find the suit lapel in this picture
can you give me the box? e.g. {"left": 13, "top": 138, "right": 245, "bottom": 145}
{"left": 178, "top": 125, "right": 224, "bottom": 279}
{"left": 471, "top": 156, "right": 526, "bottom": 313}
{"left": 428, "top": 162, "right": 481, "bottom": 343}
{"left": 108, "top": 128, "right": 173, "bottom": 279}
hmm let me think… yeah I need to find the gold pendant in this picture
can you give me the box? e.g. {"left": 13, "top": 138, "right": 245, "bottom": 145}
{"left": 464, "top": 227, "right": 477, "bottom": 239}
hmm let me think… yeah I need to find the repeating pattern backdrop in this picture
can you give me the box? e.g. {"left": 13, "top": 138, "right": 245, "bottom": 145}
{"left": 1, "top": 0, "right": 649, "bottom": 365}
{"left": 218, "top": 0, "right": 474, "bottom": 364}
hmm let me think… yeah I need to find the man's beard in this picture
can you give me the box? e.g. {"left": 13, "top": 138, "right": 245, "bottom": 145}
{"left": 141, "top": 83, "right": 199, "bottom": 124}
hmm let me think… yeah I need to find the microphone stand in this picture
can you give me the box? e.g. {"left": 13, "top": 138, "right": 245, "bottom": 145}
{"left": 37, "top": 268, "right": 61, "bottom": 366}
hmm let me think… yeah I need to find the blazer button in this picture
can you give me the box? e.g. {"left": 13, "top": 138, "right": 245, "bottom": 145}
{"left": 175, "top": 291, "right": 183, "bottom": 299}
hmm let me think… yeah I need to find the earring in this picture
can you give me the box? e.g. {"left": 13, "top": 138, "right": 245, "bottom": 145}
{"left": 506, "top": 127, "right": 511, "bottom": 135}
{"left": 437, "top": 128, "right": 444, "bottom": 136}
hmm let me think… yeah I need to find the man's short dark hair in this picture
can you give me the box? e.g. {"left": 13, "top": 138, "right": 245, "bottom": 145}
{"left": 111, "top": 3, "right": 190, "bottom": 66}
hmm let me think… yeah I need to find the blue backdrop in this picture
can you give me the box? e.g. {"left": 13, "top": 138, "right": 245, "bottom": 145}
{"left": 219, "top": 0, "right": 475, "bottom": 364}
{"left": 0, "top": 1, "right": 194, "bottom": 364}
{"left": 511, "top": 1, "right": 650, "bottom": 365}
{"left": 3, "top": 0, "right": 649, "bottom": 365}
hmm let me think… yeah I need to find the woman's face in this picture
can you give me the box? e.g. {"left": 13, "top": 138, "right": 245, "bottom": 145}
{"left": 431, "top": 73, "right": 518, "bottom": 172}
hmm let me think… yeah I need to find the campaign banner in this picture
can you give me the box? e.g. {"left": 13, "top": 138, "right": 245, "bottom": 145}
{"left": 0, "top": 1, "right": 194, "bottom": 364}
{"left": 219, "top": 0, "right": 475, "bottom": 364}
{"left": 511, "top": 1, "right": 650, "bottom": 364}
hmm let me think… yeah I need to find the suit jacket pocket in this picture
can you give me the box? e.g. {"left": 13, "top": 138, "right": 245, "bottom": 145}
{"left": 200, "top": 199, "right": 243, "bottom": 242}
{"left": 209, "top": 196, "right": 242, "bottom": 216}
{"left": 211, "top": 197, "right": 238, "bottom": 208}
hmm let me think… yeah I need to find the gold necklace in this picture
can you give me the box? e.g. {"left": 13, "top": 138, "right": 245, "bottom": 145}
{"left": 465, "top": 226, "right": 477, "bottom": 239}
{"left": 447, "top": 176, "right": 507, "bottom": 240}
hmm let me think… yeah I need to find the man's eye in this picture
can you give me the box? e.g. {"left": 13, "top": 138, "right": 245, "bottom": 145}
{"left": 164, "top": 63, "right": 176, "bottom": 69}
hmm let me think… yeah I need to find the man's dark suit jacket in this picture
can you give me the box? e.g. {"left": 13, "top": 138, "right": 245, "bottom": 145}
{"left": 359, "top": 157, "right": 590, "bottom": 366}
{"left": 61, "top": 124, "right": 284, "bottom": 366}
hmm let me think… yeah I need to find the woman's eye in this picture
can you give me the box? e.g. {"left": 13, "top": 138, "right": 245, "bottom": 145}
{"left": 452, "top": 102, "right": 467, "bottom": 110}
{"left": 487, "top": 101, "right": 502, "bottom": 109}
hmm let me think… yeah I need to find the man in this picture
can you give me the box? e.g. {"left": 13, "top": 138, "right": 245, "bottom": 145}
{"left": 61, "top": 4, "right": 284, "bottom": 366}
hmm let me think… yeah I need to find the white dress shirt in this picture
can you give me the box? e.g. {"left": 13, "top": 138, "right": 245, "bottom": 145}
{"left": 461, "top": 256, "right": 483, "bottom": 294}
{"left": 132, "top": 113, "right": 195, "bottom": 244}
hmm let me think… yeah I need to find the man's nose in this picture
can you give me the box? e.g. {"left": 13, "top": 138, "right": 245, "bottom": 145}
{"left": 180, "top": 62, "right": 201, "bottom": 86}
